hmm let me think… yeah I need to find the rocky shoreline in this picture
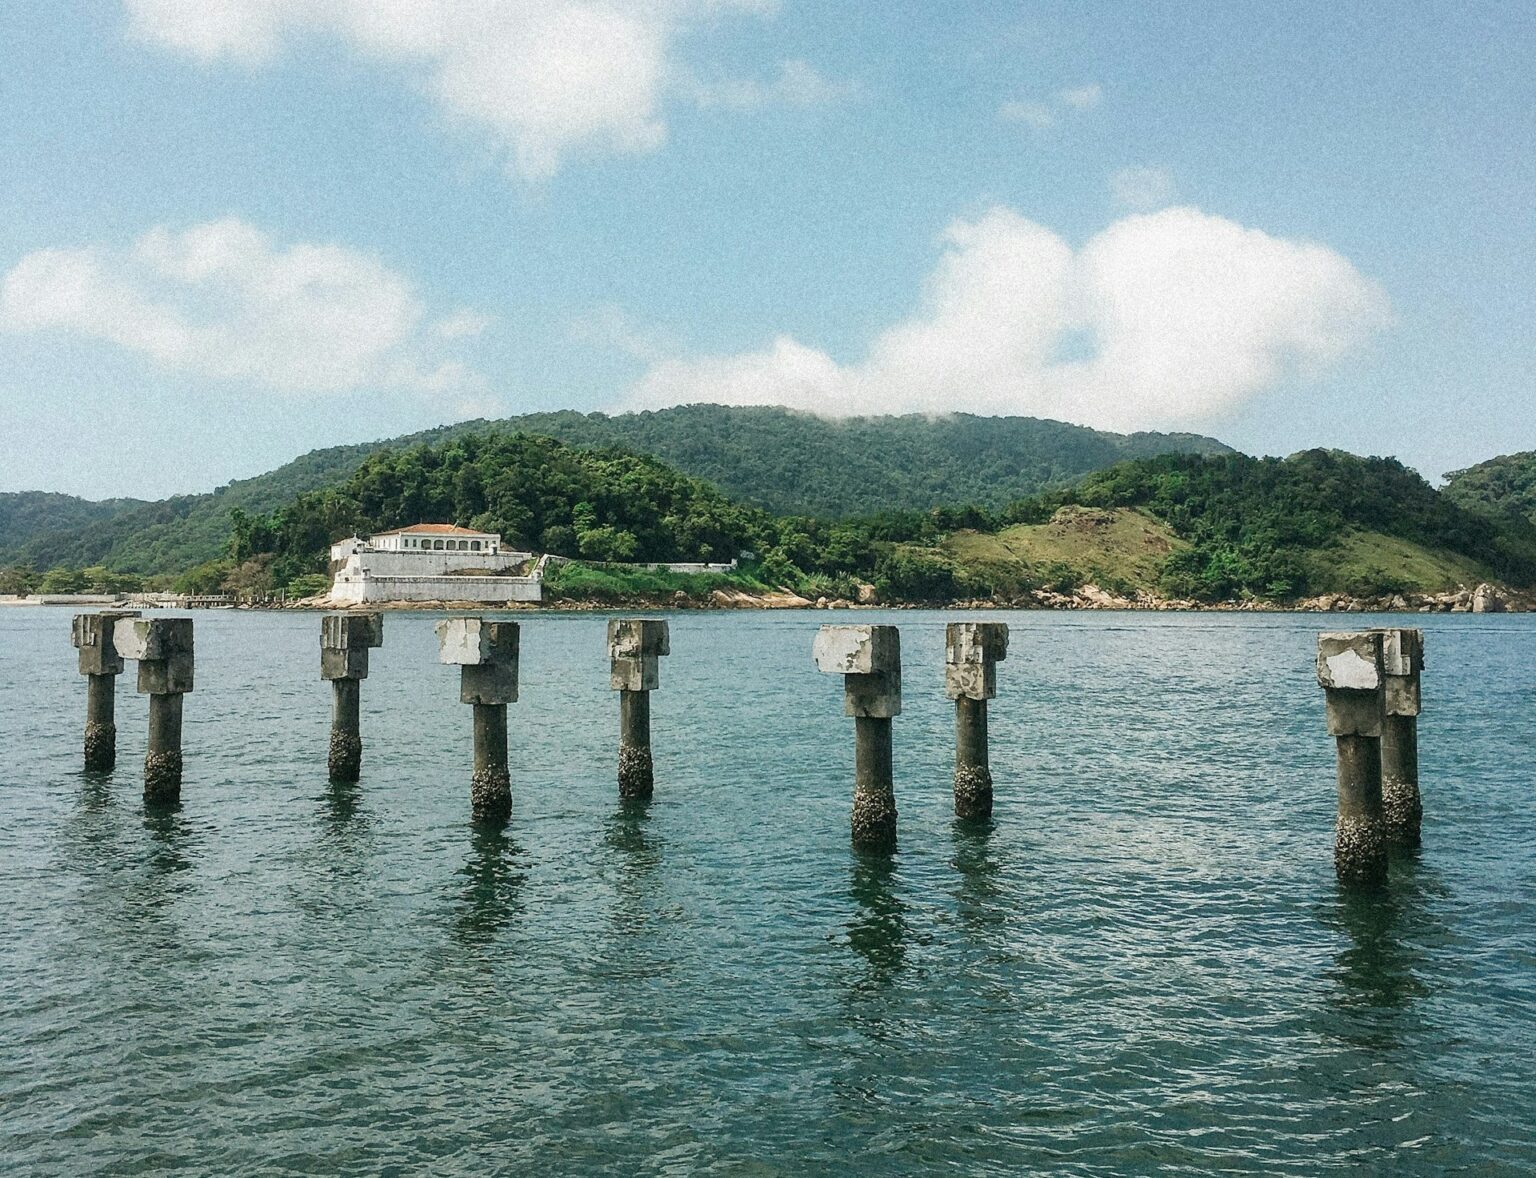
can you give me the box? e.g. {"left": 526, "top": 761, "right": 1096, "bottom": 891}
{"left": 287, "top": 580, "right": 1530, "bottom": 614}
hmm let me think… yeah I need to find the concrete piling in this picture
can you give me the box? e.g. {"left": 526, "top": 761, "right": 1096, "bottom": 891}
{"left": 114, "top": 617, "right": 194, "bottom": 801}
{"left": 814, "top": 624, "right": 902, "bottom": 850}
{"left": 608, "top": 618, "right": 670, "bottom": 799}
{"left": 1316, "top": 631, "right": 1388, "bottom": 884}
{"left": 71, "top": 611, "right": 141, "bottom": 771}
{"left": 944, "top": 622, "right": 1009, "bottom": 819}
{"left": 437, "top": 617, "right": 519, "bottom": 822}
{"left": 320, "top": 612, "right": 384, "bottom": 782}
{"left": 1375, "top": 627, "right": 1424, "bottom": 848}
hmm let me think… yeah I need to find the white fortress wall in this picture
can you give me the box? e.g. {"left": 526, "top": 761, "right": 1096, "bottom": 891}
{"left": 331, "top": 575, "right": 541, "bottom": 604}
{"left": 337, "top": 549, "right": 533, "bottom": 579}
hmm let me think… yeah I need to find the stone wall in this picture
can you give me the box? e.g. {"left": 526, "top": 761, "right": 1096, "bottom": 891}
{"left": 330, "top": 575, "right": 542, "bottom": 604}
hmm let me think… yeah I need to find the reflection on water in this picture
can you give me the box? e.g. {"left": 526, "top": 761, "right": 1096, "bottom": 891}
{"left": 1317, "top": 855, "right": 1444, "bottom": 1051}
{"left": 76, "top": 770, "right": 114, "bottom": 816}
{"left": 5, "top": 609, "right": 1535, "bottom": 1175}
{"left": 604, "top": 799, "right": 664, "bottom": 938}
{"left": 846, "top": 850, "right": 907, "bottom": 999}
{"left": 950, "top": 817, "right": 1004, "bottom": 931}
{"left": 454, "top": 824, "right": 526, "bottom": 947}
{"left": 141, "top": 799, "right": 196, "bottom": 882}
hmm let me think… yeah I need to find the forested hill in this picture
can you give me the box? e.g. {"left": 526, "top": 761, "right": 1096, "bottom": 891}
{"left": 237, "top": 439, "right": 1536, "bottom": 604}
{"left": 0, "top": 405, "right": 1231, "bottom": 574}
{"left": 1443, "top": 451, "right": 1536, "bottom": 527}
{"left": 0, "top": 492, "right": 147, "bottom": 553}
{"left": 471, "top": 406, "right": 1234, "bottom": 517}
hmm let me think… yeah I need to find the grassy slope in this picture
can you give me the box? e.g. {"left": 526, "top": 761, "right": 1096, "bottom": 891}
{"left": 938, "top": 507, "right": 1493, "bottom": 598}
{"left": 1301, "top": 530, "right": 1494, "bottom": 594}
{"left": 941, "top": 507, "right": 1187, "bottom": 593}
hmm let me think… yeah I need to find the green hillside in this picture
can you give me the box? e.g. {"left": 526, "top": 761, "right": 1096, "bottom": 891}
{"left": 0, "top": 405, "right": 1232, "bottom": 574}
{"left": 1443, "top": 451, "right": 1536, "bottom": 527}
{"left": 0, "top": 492, "right": 147, "bottom": 552}
{"left": 211, "top": 437, "right": 1536, "bottom": 605}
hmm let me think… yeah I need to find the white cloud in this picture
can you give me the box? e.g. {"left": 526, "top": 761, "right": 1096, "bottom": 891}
{"left": 1000, "top": 81, "right": 1102, "bottom": 129}
{"left": 570, "top": 303, "right": 678, "bottom": 364}
{"left": 0, "top": 217, "right": 482, "bottom": 396}
{"left": 434, "top": 308, "right": 495, "bottom": 339}
{"left": 1111, "top": 166, "right": 1178, "bottom": 211}
{"left": 1057, "top": 83, "right": 1102, "bottom": 109}
{"left": 998, "top": 100, "right": 1055, "bottom": 129}
{"left": 690, "top": 58, "right": 855, "bottom": 111}
{"left": 617, "top": 206, "right": 1391, "bottom": 431}
{"left": 123, "top": 0, "right": 833, "bottom": 179}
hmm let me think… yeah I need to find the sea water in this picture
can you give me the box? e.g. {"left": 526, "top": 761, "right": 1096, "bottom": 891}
{"left": 1, "top": 608, "right": 1533, "bottom": 1175}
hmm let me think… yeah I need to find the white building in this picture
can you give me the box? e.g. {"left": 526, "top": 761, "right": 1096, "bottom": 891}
{"left": 329, "top": 524, "right": 541, "bottom": 604}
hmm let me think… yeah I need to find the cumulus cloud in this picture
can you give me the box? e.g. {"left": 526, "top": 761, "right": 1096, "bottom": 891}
{"left": 1111, "top": 166, "right": 1178, "bottom": 211}
{"left": 1057, "top": 83, "right": 1102, "bottom": 109}
{"left": 998, "top": 100, "right": 1057, "bottom": 129}
{"left": 618, "top": 206, "right": 1391, "bottom": 430}
{"left": 689, "top": 58, "right": 856, "bottom": 110}
{"left": 123, "top": 0, "right": 839, "bottom": 179}
{"left": 1000, "top": 82, "right": 1102, "bottom": 129}
{"left": 434, "top": 308, "right": 495, "bottom": 339}
{"left": 0, "top": 217, "right": 482, "bottom": 395}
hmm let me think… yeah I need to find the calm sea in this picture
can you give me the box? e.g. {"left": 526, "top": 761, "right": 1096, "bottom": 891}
{"left": 1, "top": 607, "right": 1533, "bottom": 1175}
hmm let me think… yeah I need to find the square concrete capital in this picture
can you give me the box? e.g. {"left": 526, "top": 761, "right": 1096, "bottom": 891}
{"left": 461, "top": 662, "right": 518, "bottom": 706}
{"left": 1318, "top": 631, "right": 1383, "bottom": 736}
{"left": 322, "top": 613, "right": 383, "bottom": 651}
{"left": 436, "top": 617, "right": 519, "bottom": 665}
{"left": 945, "top": 621, "right": 1008, "bottom": 699}
{"left": 608, "top": 618, "right": 669, "bottom": 660}
{"left": 114, "top": 616, "right": 193, "bottom": 663}
{"left": 813, "top": 624, "right": 900, "bottom": 676}
{"left": 1374, "top": 628, "right": 1424, "bottom": 678}
{"left": 139, "top": 654, "right": 194, "bottom": 696}
{"left": 72, "top": 611, "right": 140, "bottom": 676}
{"left": 611, "top": 654, "right": 660, "bottom": 693}
{"left": 114, "top": 618, "right": 194, "bottom": 693}
{"left": 1316, "top": 631, "right": 1383, "bottom": 692}
{"left": 945, "top": 621, "right": 1008, "bottom": 665}
{"left": 844, "top": 671, "right": 902, "bottom": 719}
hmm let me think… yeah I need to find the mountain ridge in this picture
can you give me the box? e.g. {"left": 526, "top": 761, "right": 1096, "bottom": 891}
{"left": 0, "top": 405, "right": 1234, "bottom": 573}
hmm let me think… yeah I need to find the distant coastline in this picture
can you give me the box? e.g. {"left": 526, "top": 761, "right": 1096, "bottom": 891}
{"left": 6, "top": 582, "right": 1526, "bottom": 615}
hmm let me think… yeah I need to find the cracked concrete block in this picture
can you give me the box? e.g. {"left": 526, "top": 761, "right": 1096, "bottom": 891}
{"left": 608, "top": 618, "right": 669, "bottom": 660}
{"left": 461, "top": 661, "right": 519, "bottom": 706}
{"left": 436, "top": 617, "right": 519, "bottom": 666}
{"left": 813, "top": 625, "right": 900, "bottom": 676}
{"left": 945, "top": 622, "right": 1008, "bottom": 700}
{"left": 113, "top": 618, "right": 194, "bottom": 695}
{"left": 1317, "top": 631, "right": 1383, "bottom": 737}
{"left": 72, "top": 611, "right": 140, "bottom": 676}
{"left": 610, "top": 655, "right": 660, "bottom": 693}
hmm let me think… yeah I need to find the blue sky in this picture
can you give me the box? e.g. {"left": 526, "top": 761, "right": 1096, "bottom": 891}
{"left": 1, "top": 1, "right": 1531, "bottom": 499}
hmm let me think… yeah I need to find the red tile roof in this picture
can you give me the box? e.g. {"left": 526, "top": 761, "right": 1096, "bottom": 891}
{"left": 371, "top": 523, "right": 494, "bottom": 537}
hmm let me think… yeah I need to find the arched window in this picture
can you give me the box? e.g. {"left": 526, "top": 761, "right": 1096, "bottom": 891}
{"left": 433, "top": 539, "right": 445, "bottom": 550}
{"left": 470, "top": 540, "right": 481, "bottom": 551}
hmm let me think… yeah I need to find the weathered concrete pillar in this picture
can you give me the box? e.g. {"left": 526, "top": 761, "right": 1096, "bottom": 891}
{"left": 1317, "top": 631, "right": 1388, "bottom": 885}
{"left": 1375, "top": 627, "right": 1424, "bottom": 848}
{"left": 114, "top": 617, "right": 194, "bottom": 802}
{"left": 320, "top": 612, "right": 384, "bottom": 782}
{"left": 437, "top": 617, "right": 519, "bottom": 822}
{"left": 71, "top": 610, "right": 141, "bottom": 771}
{"left": 608, "top": 618, "right": 670, "bottom": 799}
{"left": 814, "top": 624, "right": 902, "bottom": 850}
{"left": 945, "top": 621, "right": 1009, "bottom": 819}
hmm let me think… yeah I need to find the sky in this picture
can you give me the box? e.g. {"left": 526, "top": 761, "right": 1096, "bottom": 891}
{"left": 0, "top": 0, "right": 1532, "bottom": 500}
